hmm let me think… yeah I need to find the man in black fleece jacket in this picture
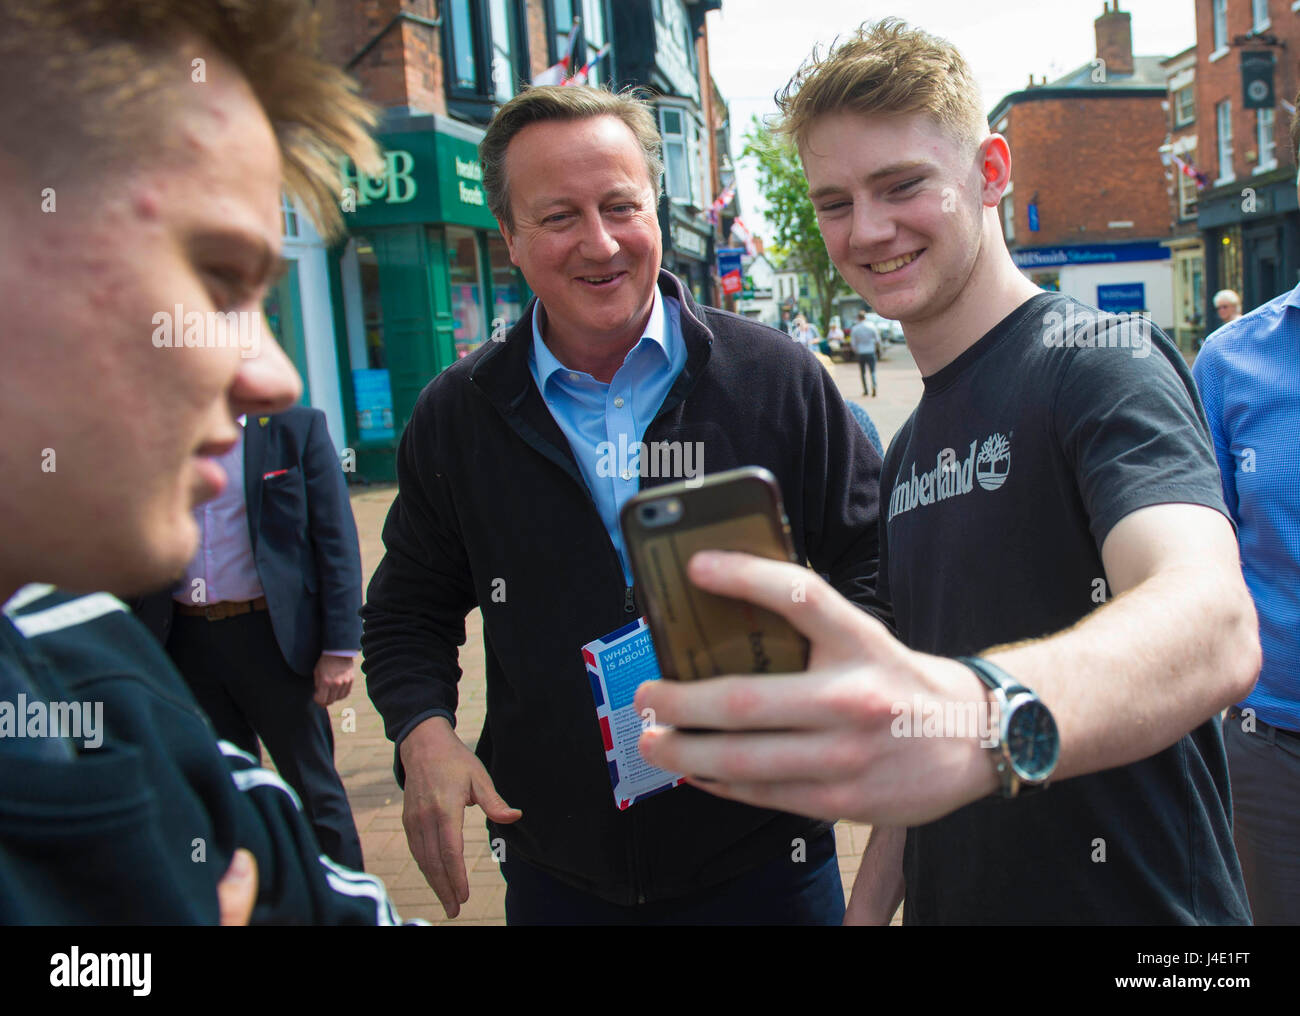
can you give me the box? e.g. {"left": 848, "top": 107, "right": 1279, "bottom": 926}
{"left": 361, "top": 85, "right": 888, "bottom": 924}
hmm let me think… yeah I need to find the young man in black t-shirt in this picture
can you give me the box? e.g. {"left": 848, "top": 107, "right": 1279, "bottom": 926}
{"left": 635, "top": 19, "right": 1257, "bottom": 924}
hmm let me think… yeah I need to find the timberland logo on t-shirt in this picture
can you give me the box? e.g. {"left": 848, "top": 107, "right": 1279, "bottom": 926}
{"left": 975, "top": 433, "right": 1011, "bottom": 491}
{"left": 889, "top": 433, "right": 1012, "bottom": 520}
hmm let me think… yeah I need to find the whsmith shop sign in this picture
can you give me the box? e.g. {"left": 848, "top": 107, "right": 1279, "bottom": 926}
{"left": 340, "top": 120, "right": 497, "bottom": 231}
{"left": 1012, "top": 242, "right": 1170, "bottom": 269}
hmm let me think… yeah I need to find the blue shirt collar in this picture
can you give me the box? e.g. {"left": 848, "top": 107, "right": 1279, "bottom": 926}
{"left": 531, "top": 286, "right": 669, "bottom": 385}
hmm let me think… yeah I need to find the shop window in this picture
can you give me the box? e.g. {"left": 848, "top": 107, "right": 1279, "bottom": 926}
{"left": 488, "top": 235, "right": 523, "bottom": 338}
{"left": 356, "top": 241, "right": 386, "bottom": 369}
{"left": 340, "top": 236, "right": 395, "bottom": 443}
{"left": 447, "top": 227, "right": 488, "bottom": 358}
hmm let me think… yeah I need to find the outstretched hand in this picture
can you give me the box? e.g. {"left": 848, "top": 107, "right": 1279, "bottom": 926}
{"left": 635, "top": 551, "right": 996, "bottom": 826}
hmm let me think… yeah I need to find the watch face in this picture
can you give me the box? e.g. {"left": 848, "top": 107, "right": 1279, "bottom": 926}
{"left": 1005, "top": 699, "right": 1060, "bottom": 782}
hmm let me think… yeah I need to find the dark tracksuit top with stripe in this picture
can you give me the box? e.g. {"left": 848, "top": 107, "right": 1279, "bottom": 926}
{"left": 0, "top": 585, "right": 415, "bottom": 925}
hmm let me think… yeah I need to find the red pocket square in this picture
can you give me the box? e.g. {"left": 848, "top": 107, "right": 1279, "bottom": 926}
{"left": 262, "top": 468, "right": 289, "bottom": 480}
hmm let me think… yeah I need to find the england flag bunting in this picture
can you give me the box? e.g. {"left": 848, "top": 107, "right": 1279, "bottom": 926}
{"left": 564, "top": 43, "right": 611, "bottom": 86}
{"left": 531, "top": 18, "right": 582, "bottom": 87}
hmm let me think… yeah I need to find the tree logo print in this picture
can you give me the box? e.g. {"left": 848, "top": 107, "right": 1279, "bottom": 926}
{"left": 976, "top": 433, "right": 1011, "bottom": 491}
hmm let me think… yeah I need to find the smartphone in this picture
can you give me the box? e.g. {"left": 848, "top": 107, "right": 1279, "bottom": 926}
{"left": 619, "top": 466, "right": 810, "bottom": 681}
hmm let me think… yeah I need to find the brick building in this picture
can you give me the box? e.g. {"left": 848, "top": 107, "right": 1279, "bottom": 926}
{"left": 1160, "top": 44, "right": 1207, "bottom": 349}
{"left": 990, "top": 3, "right": 1175, "bottom": 330}
{"left": 1192, "top": 0, "right": 1300, "bottom": 323}
{"left": 612, "top": 1, "right": 723, "bottom": 303}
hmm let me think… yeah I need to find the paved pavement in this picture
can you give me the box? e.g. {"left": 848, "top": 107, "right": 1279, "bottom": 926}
{"left": 334, "top": 341, "right": 923, "bottom": 924}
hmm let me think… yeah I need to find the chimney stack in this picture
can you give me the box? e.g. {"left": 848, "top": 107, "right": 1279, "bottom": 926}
{"left": 1095, "top": 2, "right": 1134, "bottom": 76}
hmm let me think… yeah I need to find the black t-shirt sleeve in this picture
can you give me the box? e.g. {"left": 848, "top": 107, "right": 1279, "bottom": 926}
{"left": 1051, "top": 332, "right": 1230, "bottom": 552}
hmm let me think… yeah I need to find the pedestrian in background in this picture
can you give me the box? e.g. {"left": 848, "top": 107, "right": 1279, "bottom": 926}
{"left": 1214, "top": 289, "right": 1242, "bottom": 324}
{"left": 850, "top": 309, "right": 880, "bottom": 396}
{"left": 790, "top": 313, "right": 819, "bottom": 348}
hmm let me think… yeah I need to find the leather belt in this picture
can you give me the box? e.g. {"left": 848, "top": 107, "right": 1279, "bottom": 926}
{"left": 175, "top": 596, "right": 268, "bottom": 621}
{"left": 1227, "top": 706, "right": 1300, "bottom": 745}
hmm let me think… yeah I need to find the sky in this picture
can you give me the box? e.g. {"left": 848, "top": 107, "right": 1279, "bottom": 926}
{"left": 705, "top": 0, "right": 1198, "bottom": 244}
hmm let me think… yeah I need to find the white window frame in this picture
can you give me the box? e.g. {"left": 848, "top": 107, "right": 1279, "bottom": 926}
{"left": 1174, "top": 85, "right": 1195, "bottom": 126}
{"left": 686, "top": 116, "right": 703, "bottom": 208}
{"left": 1211, "top": 0, "right": 1229, "bottom": 59}
{"left": 1217, "top": 100, "right": 1234, "bottom": 184}
{"left": 659, "top": 103, "right": 690, "bottom": 203}
{"left": 1252, "top": 0, "right": 1271, "bottom": 32}
{"left": 1178, "top": 171, "right": 1199, "bottom": 221}
{"left": 1256, "top": 107, "right": 1278, "bottom": 171}
{"left": 280, "top": 191, "right": 299, "bottom": 238}
{"left": 1002, "top": 195, "right": 1015, "bottom": 242}
{"left": 659, "top": 101, "right": 702, "bottom": 207}
{"left": 579, "top": 0, "right": 607, "bottom": 86}
{"left": 488, "top": 0, "right": 517, "bottom": 103}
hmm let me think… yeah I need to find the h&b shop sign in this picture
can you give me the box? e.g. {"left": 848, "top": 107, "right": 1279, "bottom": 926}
{"left": 341, "top": 127, "right": 497, "bottom": 230}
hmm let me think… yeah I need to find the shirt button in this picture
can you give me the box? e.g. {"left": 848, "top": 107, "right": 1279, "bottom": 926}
{"left": 622, "top": 470, "right": 634, "bottom": 481}
{"left": 613, "top": 396, "right": 625, "bottom": 408}
{"left": 568, "top": 372, "right": 579, "bottom": 382}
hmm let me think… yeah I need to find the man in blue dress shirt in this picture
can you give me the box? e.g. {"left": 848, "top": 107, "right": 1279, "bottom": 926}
{"left": 1193, "top": 129, "right": 1300, "bottom": 923}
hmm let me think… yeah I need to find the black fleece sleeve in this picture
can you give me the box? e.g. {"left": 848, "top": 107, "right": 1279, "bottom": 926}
{"left": 359, "top": 385, "right": 478, "bottom": 785}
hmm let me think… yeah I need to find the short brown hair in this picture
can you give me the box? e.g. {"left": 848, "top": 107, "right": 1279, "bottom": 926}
{"left": 481, "top": 85, "right": 664, "bottom": 231}
{"left": 775, "top": 18, "right": 986, "bottom": 153}
{"left": 0, "top": 0, "right": 381, "bottom": 242}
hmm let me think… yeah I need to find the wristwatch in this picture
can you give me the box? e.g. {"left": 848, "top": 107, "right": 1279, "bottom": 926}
{"left": 957, "top": 656, "right": 1060, "bottom": 798}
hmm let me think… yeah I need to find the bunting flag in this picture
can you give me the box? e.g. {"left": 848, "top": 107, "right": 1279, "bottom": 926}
{"left": 729, "top": 216, "right": 756, "bottom": 256}
{"left": 564, "top": 43, "right": 611, "bottom": 86}
{"left": 703, "top": 182, "right": 736, "bottom": 225}
{"left": 531, "top": 17, "right": 582, "bottom": 87}
{"left": 1159, "top": 147, "right": 1210, "bottom": 190}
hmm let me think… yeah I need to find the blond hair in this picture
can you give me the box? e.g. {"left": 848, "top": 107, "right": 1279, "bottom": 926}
{"left": 481, "top": 85, "right": 664, "bottom": 230}
{"left": 775, "top": 18, "right": 987, "bottom": 153}
{"left": 0, "top": 0, "right": 380, "bottom": 242}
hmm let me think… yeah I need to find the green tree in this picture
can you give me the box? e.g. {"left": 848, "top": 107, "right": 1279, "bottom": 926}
{"left": 741, "top": 116, "right": 849, "bottom": 333}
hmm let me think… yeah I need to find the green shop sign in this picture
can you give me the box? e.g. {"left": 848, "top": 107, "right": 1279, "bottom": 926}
{"left": 340, "top": 126, "right": 497, "bottom": 231}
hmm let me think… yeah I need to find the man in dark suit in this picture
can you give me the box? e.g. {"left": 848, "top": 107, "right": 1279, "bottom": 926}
{"left": 142, "top": 406, "right": 365, "bottom": 871}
